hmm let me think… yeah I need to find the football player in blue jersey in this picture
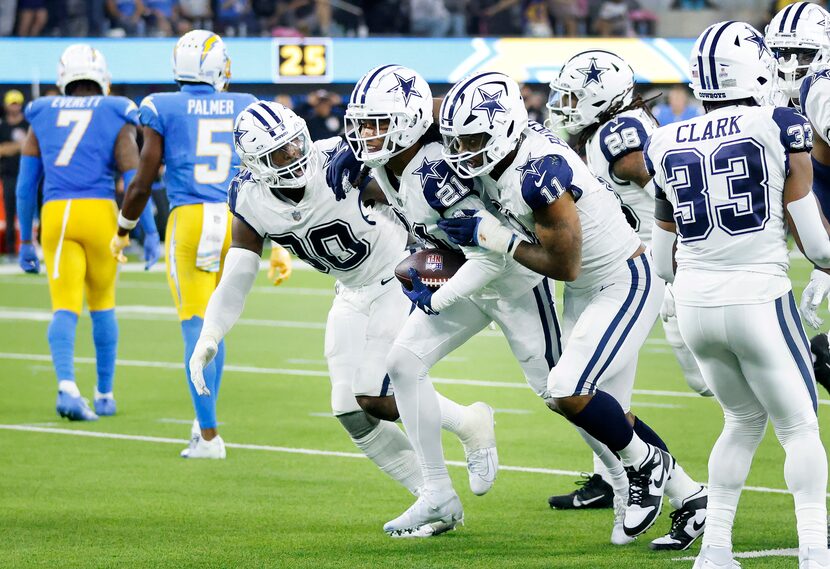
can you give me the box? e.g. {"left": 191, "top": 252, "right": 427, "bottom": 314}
{"left": 112, "top": 30, "right": 281, "bottom": 459}
{"left": 16, "top": 44, "right": 160, "bottom": 421}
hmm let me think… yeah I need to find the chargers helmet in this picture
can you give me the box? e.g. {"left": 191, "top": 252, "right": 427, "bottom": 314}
{"left": 689, "top": 21, "right": 775, "bottom": 106}
{"left": 173, "top": 30, "right": 231, "bottom": 91}
{"left": 766, "top": 2, "right": 830, "bottom": 105}
{"left": 344, "top": 64, "right": 433, "bottom": 168}
{"left": 233, "top": 101, "right": 318, "bottom": 188}
{"left": 439, "top": 72, "right": 527, "bottom": 178}
{"left": 546, "top": 50, "right": 635, "bottom": 135}
{"left": 57, "top": 44, "right": 111, "bottom": 95}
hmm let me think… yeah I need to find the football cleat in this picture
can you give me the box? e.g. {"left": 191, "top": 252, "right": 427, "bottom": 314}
{"left": 810, "top": 334, "right": 830, "bottom": 394}
{"left": 180, "top": 419, "right": 201, "bottom": 458}
{"left": 623, "top": 445, "right": 674, "bottom": 537}
{"left": 548, "top": 473, "right": 614, "bottom": 510}
{"left": 693, "top": 546, "right": 741, "bottom": 569}
{"left": 800, "top": 547, "right": 830, "bottom": 569}
{"left": 459, "top": 402, "right": 498, "bottom": 496}
{"left": 56, "top": 391, "right": 98, "bottom": 421}
{"left": 182, "top": 435, "right": 226, "bottom": 459}
{"left": 612, "top": 493, "right": 636, "bottom": 546}
{"left": 93, "top": 396, "right": 116, "bottom": 417}
{"left": 384, "top": 489, "right": 463, "bottom": 538}
{"left": 649, "top": 490, "right": 707, "bottom": 550}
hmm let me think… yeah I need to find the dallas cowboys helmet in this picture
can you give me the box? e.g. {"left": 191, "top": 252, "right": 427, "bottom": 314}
{"left": 689, "top": 21, "right": 775, "bottom": 106}
{"left": 57, "top": 44, "right": 111, "bottom": 95}
{"left": 345, "top": 64, "right": 433, "bottom": 168}
{"left": 173, "top": 30, "right": 231, "bottom": 91}
{"left": 233, "top": 101, "right": 318, "bottom": 188}
{"left": 546, "top": 50, "right": 635, "bottom": 135}
{"left": 439, "top": 72, "right": 527, "bottom": 178}
{"left": 766, "top": 2, "right": 830, "bottom": 105}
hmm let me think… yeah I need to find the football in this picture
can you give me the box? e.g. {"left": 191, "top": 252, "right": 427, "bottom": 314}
{"left": 394, "top": 248, "right": 467, "bottom": 291}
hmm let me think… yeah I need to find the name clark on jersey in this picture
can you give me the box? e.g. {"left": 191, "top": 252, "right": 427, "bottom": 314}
{"left": 187, "top": 99, "right": 235, "bottom": 115}
{"left": 675, "top": 116, "right": 740, "bottom": 143}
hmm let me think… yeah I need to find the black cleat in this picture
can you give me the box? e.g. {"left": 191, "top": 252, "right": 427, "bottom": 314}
{"left": 548, "top": 473, "right": 614, "bottom": 510}
{"left": 649, "top": 489, "right": 707, "bottom": 551}
{"left": 810, "top": 334, "right": 830, "bottom": 394}
{"left": 623, "top": 445, "right": 674, "bottom": 537}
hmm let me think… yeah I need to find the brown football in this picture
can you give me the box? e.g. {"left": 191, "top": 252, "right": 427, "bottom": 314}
{"left": 395, "top": 248, "right": 467, "bottom": 291}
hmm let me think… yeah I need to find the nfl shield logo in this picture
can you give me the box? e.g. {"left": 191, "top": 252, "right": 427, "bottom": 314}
{"left": 292, "top": 211, "right": 302, "bottom": 221}
{"left": 425, "top": 253, "right": 443, "bottom": 272}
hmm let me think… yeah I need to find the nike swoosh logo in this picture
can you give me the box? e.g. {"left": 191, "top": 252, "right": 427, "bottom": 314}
{"left": 692, "top": 519, "right": 705, "bottom": 532}
{"left": 534, "top": 171, "right": 548, "bottom": 188}
{"left": 653, "top": 459, "right": 667, "bottom": 491}
{"left": 609, "top": 121, "right": 624, "bottom": 133}
{"left": 573, "top": 494, "right": 606, "bottom": 507}
{"left": 381, "top": 276, "right": 395, "bottom": 286}
{"left": 599, "top": 284, "right": 613, "bottom": 292}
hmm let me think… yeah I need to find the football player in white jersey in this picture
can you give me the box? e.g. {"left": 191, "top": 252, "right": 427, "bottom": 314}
{"left": 329, "top": 64, "right": 561, "bottom": 536}
{"left": 437, "top": 71, "right": 707, "bottom": 547}
{"left": 186, "top": 100, "right": 495, "bottom": 537}
{"left": 647, "top": 21, "right": 830, "bottom": 569}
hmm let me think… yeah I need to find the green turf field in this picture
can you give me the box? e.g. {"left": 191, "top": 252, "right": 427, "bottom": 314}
{"left": 1, "top": 255, "right": 827, "bottom": 569}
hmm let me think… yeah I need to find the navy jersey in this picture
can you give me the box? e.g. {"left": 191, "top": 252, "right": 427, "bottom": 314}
{"left": 25, "top": 95, "right": 139, "bottom": 203}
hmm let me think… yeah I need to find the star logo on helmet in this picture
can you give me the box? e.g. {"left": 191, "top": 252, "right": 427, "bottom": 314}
{"left": 387, "top": 73, "right": 422, "bottom": 106}
{"left": 516, "top": 156, "right": 548, "bottom": 185}
{"left": 233, "top": 127, "right": 249, "bottom": 148}
{"left": 744, "top": 32, "right": 769, "bottom": 58}
{"left": 413, "top": 157, "right": 444, "bottom": 187}
{"left": 576, "top": 58, "right": 609, "bottom": 87}
{"left": 472, "top": 88, "right": 507, "bottom": 126}
{"left": 322, "top": 141, "right": 344, "bottom": 169}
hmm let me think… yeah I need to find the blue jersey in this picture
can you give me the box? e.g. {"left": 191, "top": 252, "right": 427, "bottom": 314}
{"left": 26, "top": 95, "right": 139, "bottom": 203}
{"left": 139, "top": 84, "right": 256, "bottom": 209}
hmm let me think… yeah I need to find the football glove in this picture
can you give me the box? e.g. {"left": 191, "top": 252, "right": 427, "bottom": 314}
{"left": 143, "top": 232, "right": 161, "bottom": 271}
{"left": 110, "top": 233, "right": 130, "bottom": 264}
{"left": 800, "top": 269, "right": 830, "bottom": 329}
{"left": 810, "top": 333, "right": 830, "bottom": 394}
{"left": 437, "top": 209, "right": 522, "bottom": 255}
{"left": 660, "top": 283, "right": 676, "bottom": 323}
{"left": 268, "top": 244, "right": 293, "bottom": 286}
{"left": 402, "top": 268, "right": 438, "bottom": 315}
{"left": 189, "top": 335, "right": 218, "bottom": 396}
{"left": 18, "top": 242, "right": 39, "bottom": 274}
{"left": 325, "top": 141, "right": 364, "bottom": 201}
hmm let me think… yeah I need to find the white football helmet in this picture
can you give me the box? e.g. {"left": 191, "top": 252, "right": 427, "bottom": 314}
{"left": 57, "top": 44, "right": 111, "bottom": 95}
{"left": 345, "top": 64, "right": 433, "bottom": 168}
{"left": 766, "top": 2, "right": 830, "bottom": 104}
{"left": 173, "top": 30, "right": 231, "bottom": 91}
{"left": 233, "top": 101, "right": 318, "bottom": 188}
{"left": 689, "top": 21, "right": 775, "bottom": 106}
{"left": 546, "top": 50, "right": 635, "bottom": 135}
{"left": 439, "top": 72, "right": 527, "bottom": 178}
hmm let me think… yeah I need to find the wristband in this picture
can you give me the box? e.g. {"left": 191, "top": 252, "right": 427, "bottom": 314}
{"left": 118, "top": 211, "right": 139, "bottom": 231}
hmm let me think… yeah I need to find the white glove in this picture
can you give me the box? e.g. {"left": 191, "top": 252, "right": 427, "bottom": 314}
{"left": 660, "top": 283, "right": 676, "bottom": 323}
{"left": 188, "top": 335, "right": 218, "bottom": 396}
{"left": 800, "top": 269, "right": 830, "bottom": 329}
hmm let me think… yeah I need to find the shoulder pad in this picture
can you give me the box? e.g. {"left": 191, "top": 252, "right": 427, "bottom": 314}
{"left": 772, "top": 106, "right": 813, "bottom": 153}
{"left": 413, "top": 155, "right": 475, "bottom": 215}
{"left": 597, "top": 115, "right": 648, "bottom": 165}
{"left": 517, "top": 154, "right": 573, "bottom": 210}
{"left": 227, "top": 170, "right": 254, "bottom": 215}
{"left": 800, "top": 69, "right": 830, "bottom": 114}
{"left": 23, "top": 97, "right": 49, "bottom": 122}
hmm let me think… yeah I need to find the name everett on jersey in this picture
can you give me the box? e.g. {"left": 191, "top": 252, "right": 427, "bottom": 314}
{"left": 187, "top": 99, "right": 235, "bottom": 115}
{"left": 50, "top": 97, "right": 103, "bottom": 109}
{"left": 676, "top": 116, "right": 740, "bottom": 143}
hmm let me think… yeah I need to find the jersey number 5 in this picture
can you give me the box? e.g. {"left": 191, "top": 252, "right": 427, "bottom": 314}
{"left": 55, "top": 110, "right": 93, "bottom": 167}
{"left": 195, "top": 119, "right": 233, "bottom": 185}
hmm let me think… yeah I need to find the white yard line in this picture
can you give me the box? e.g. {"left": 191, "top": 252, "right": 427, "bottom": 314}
{"left": 674, "top": 548, "right": 798, "bottom": 561}
{"left": 0, "top": 424, "right": 805, "bottom": 496}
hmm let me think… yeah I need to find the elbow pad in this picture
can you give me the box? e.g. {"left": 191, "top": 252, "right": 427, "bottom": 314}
{"left": 787, "top": 193, "right": 830, "bottom": 268}
{"left": 201, "top": 247, "right": 261, "bottom": 340}
{"left": 651, "top": 224, "right": 677, "bottom": 283}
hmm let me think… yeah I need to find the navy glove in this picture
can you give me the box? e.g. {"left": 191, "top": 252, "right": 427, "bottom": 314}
{"left": 402, "top": 268, "right": 438, "bottom": 315}
{"left": 325, "top": 142, "right": 364, "bottom": 201}
{"left": 18, "top": 243, "right": 40, "bottom": 274}
{"left": 436, "top": 209, "right": 480, "bottom": 246}
{"left": 143, "top": 232, "right": 161, "bottom": 271}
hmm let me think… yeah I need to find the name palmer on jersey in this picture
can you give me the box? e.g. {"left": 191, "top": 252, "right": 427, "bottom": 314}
{"left": 645, "top": 105, "right": 812, "bottom": 306}
{"left": 230, "top": 137, "right": 408, "bottom": 289}
{"left": 371, "top": 141, "right": 542, "bottom": 300}
{"left": 186, "top": 99, "right": 236, "bottom": 115}
{"left": 586, "top": 108, "right": 656, "bottom": 243}
{"left": 478, "top": 121, "right": 642, "bottom": 290}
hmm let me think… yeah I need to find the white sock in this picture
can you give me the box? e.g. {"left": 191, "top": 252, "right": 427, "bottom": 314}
{"left": 58, "top": 380, "right": 80, "bottom": 397}
{"left": 387, "top": 345, "right": 452, "bottom": 494}
{"left": 436, "top": 393, "right": 466, "bottom": 436}
{"left": 578, "top": 429, "right": 628, "bottom": 496}
{"left": 353, "top": 420, "right": 423, "bottom": 496}
{"left": 618, "top": 433, "right": 650, "bottom": 467}
{"left": 94, "top": 390, "right": 113, "bottom": 400}
{"left": 666, "top": 462, "right": 705, "bottom": 509}
{"left": 191, "top": 418, "right": 200, "bottom": 437}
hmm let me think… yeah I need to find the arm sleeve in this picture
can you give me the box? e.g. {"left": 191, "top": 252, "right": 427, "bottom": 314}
{"left": 787, "top": 193, "right": 830, "bottom": 268}
{"left": 651, "top": 223, "right": 677, "bottom": 283}
{"left": 15, "top": 154, "right": 44, "bottom": 241}
{"left": 200, "top": 247, "right": 261, "bottom": 341}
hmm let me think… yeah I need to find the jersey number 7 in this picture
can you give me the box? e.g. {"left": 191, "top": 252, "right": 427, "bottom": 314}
{"left": 55, "top": 110, "right": 93, "bottom": 167}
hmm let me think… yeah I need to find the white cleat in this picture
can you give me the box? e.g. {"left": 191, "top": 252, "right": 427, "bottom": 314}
{"left": 182, "top": 435, "right": 226, "bottom": 459}
{"left": 612, "top": 494, "right": 635, "bottom": 545}
{"left": 800, "top": 547, "right": 830, "bottom": 569}
{"left": 384, "top": 489, "right": 464, "bottom": 538}
{"left": 180, "top": 419, "right": 201, "bottom": 458}
{"left": 459, "top": 402, "right": 498, "bottom": 496}
{"left": 693, "top": 546, "right": 741, "bottom": 569}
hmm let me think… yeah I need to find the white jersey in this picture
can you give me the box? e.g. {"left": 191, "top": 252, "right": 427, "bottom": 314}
{"left": 372, "top": 141, "right": 541, "bottom": 300}
{"left": 645, "top": 104, "right": 813, "bottom": 306}
{"left": 586, "top": 109, "right": 657, "bottom": 244}
{"left": 479, "top": 121, "right": 642, "bottom": 290}
{"left": 230, "top": 137, "right": 408, "bottom": 288}
{"left": 801, "top": 69, "right": 830, "bottom": 145}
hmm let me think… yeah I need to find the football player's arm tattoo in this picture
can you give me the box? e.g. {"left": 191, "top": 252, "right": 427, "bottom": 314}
{"left": 611, "top": 150, "right": 652, "bottom": 188}
{"left": 118, "top": 126, "right": 163, "bottom": 236}
{"left": 512, "top": 192, "right": 582, "bottom": 281}
{"left": 231, "top": 215, "right": 265, "bottom": 256}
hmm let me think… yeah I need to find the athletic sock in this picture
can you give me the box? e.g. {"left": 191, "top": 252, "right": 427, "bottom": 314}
{"left": 353, "top": 420, "right": 423, "bottom": 495}
{"left": 90, "top": 309, "right": 118, "bottom": 396}
{"left": 667, "top": 463, "right": 706, "bottom": 510}
{"left": 48, "top": 310, "right": 78, "bottom": 384}
{"left": 436, "top": 393, "right": 465, "bottom": 436}
{"left": 569, "top": 390, "right": 644, "bottom": 465}
{"left": 58, "top": 379, "right": 80, "bottom": 397}
{"left": 578, "top": 429, "right": 628, "bottom": 496}
{"left": 181, "top": 317, "right": 219, "bottom": 430}
{"left": 633, "top": 417, "right": 668, "bottom": 452}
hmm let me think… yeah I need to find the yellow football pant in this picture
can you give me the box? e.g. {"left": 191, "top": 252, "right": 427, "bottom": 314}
{"left": 41, "top": 198, "right": 118, "bottom": 314}
{"left": 165, "top": 203, "right": 232, "bottom": 321}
